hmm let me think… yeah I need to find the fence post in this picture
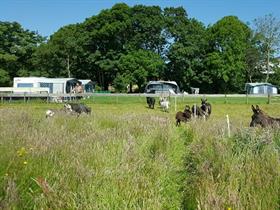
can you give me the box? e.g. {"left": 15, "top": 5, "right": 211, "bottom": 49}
{"left": 175, "top": 96, "right": 177, "bottom": 112}
{"left": 224, "top": 94, "right": 227, "bottom": 104}
{"left": 267, "top": 93, "right": 271, "bottom": 104}
{"left": 246, "top": 92, "right": 248, "bottom": 104}
{"left": 226, "top": 114, "right": 231, "bottom": 138}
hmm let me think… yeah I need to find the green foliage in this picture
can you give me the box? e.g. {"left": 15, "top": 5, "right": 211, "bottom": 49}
{"left": 165, "top": 14, "right": 208, "bottom": 92}
{"left": 2, "top": 4, "right": 277, "bottom": 94}
{"left": 206, "top": 16, "right": 252, "bottom": 93}
{"left": 0, "top": 68, "right": 10, "bottom": 86}
{"left": 113, "top": 73, "right": 130, "bottom": 92}
{"left": 0, "top": 21, "right": 44, "bottom": 85}
{"left": 117, "top": 50, "right": 165, "bottom": 92}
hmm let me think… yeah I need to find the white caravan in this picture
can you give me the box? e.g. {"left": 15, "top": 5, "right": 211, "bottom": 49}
{"left": 13, "top": 77, "right": 94, "bottom": 94}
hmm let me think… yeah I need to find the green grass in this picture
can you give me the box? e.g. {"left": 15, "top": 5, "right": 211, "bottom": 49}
{"left": 0, "top": 96, "right": 280, "bottom": 209}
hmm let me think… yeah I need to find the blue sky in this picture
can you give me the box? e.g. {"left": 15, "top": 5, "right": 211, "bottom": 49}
{"left": 1, "top": 0, "right": 280, "bottom": 37}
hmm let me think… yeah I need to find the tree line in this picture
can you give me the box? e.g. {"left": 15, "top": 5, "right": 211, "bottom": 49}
{"left": 1, "top": 3, "right": 280, "bottom": 93}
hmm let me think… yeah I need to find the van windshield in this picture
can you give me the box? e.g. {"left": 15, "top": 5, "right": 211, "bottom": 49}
{"left": 146, "top": 82, "right": 179, "bottom": 93}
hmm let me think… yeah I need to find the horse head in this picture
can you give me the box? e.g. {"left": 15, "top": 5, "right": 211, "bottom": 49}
{"left": 250, "top": 105, "right": 268, "bottom": 127}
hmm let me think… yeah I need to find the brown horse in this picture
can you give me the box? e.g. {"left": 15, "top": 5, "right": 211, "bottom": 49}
{"left": 175, "top": 105, "right": 192, "bottom": 126}
{"left": 250, "top": 105, "right": 280, "bottom": 128}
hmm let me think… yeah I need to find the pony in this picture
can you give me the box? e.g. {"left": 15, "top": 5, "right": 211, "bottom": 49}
{"left": 45, "top": 104, "right": 73, "bottom": 118}
{"left": 250, "top": 105, "right": 280, "bottom": 128}
{"left": 201, "top": 98, "right": 212, "bottom": 118}
{"left": 191, "top": 104, "right": 207, "bottom": 119}
{"left": 175, "top": 105, "right": 192, "bottom": 126}
{"left": 146, "top": 97, "right": 155, "bottom": 109}
{"left": 160, "top": 97, "right": 169, "bottom": 112}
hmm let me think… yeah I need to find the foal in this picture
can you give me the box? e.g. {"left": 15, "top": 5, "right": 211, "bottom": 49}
{"left": 250, "top": 105, "right": 280, "bottom": 128}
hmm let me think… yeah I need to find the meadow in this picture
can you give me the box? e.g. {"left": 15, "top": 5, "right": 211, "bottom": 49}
{"left": 0, "top": 95, "right": 280, "bottom": 209}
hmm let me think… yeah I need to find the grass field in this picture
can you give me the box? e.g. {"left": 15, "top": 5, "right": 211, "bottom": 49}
{"left": 0, "top": 96, "right": 280, "bottom": 209}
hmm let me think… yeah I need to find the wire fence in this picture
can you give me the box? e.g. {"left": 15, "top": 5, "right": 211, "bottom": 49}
{"left": 1, "top": 92, "right": 280, "bottom": 106}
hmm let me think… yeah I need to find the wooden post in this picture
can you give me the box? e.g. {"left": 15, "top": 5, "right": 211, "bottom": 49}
{"left": 194, "top": 104, "right": 197, "bottom": 118}
{"left": 224, "top": 94, "right": 227, "bottom": 104}
{"left": 246, "top": 92, "right": 248, "bottom": 104}
{"left": 175, "top": 96, "right": 177, "bottom": 112}
{"left": 226, "top": 114, "right": 231, "bottom": 138}
{"left": 24, "top": 93, "right": 26, "bottom": 103}
{"left": 267, "top": 93, "right": 271, "bottom": 104}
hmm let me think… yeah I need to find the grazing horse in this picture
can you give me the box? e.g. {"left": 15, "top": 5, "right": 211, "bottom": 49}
{"left": 250, "top": 105, "right": 280, "bottom": 128}
{"left": 201, "top": 98, "right": 212, "bottom": 118}
{"left": 175, "top": 105, "right": 192, "bottom": 126}
{"left": 66, "top": 103, "right": 91, "bottom": 117}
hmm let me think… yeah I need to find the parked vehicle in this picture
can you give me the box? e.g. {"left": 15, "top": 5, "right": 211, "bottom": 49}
{"left": 144, "top": 81, "right": 180, "bottom": 94}
{"left": 13, "top": 77, "right": 95, "bottom": 94}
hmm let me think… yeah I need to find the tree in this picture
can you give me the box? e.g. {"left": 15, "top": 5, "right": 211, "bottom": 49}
{"left": 0, "top": 21, "right": 44, "bottom": 85}
{"left": 244, "top": 35, "right": 263, "bottom": 83}
{"left": 0, "top": 68, "right": 10, "bottom": 86}
{"left": 205, "top": 16, "right": 252, "bottom": 93}
{"left": 48, "top": 24, "right": 84, "bottom": 78}
{"left": 129, "top": 5, "right": 165, "bottom": 55}
{"left": 82, "top": 3, "right": 133, "bottom": 89}
{"left": 164, "top": 7, "right": 208, "bottom": 92}
{"left": 115, "top": 50, "right": 165, "bottom": 92}
{"left": 82, "top": 3, "right": 167, "bottom": 90}
{"left": 253, "top": 14, "right": 280, "bottom": 82}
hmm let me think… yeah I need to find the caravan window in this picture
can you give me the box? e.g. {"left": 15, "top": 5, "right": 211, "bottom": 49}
{"left": 40, "top": 83, "right": 53, "bottom": 93}
{"left": 17, "top": 83, "right": 33, "bottom": 88}
{"left": 258, "top": 86, "right": 264, "bottom": 94}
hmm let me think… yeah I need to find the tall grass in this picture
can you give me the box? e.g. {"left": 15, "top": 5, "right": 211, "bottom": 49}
{"left": 0, "top": 107, "right": 187, "bottom": 209}
{"left": 0, "top": 97, "right": 280, "bottom": 209}
{"left": 183, "top": 121, "right": 280, "bottom": 210}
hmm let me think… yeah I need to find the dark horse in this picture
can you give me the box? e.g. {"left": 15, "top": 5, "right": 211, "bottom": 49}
{"left": 201, "top": 98, "right": 212, "bottom": 118}
{"left": 250, "top": 105, "right": 280, "bottom": 128}
{"left": 175, "top": 105, "right": 192, "bottom": 126}
{"left": 146, "top": 97, "right": 155, "bottom": 109}
{"left": 191, "top": 98, "right": 212, "bottom": 119}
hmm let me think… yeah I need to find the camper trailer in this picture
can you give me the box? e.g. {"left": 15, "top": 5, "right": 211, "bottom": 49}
{"left": 13, "top": 77, "right": 94, "bottom": 94}
{"left": 245, "top": 83, "right": 278, "bottom": 94}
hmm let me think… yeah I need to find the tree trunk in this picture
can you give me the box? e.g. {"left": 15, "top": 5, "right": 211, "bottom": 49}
{"left": 249, "top": 75, "right": 252, "bottom": 83}
{"left": 67, "top": 54, "right": 71, "bottom": 78}
{"left": 265, "top": 48, "right": 270, "bottom": 82}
